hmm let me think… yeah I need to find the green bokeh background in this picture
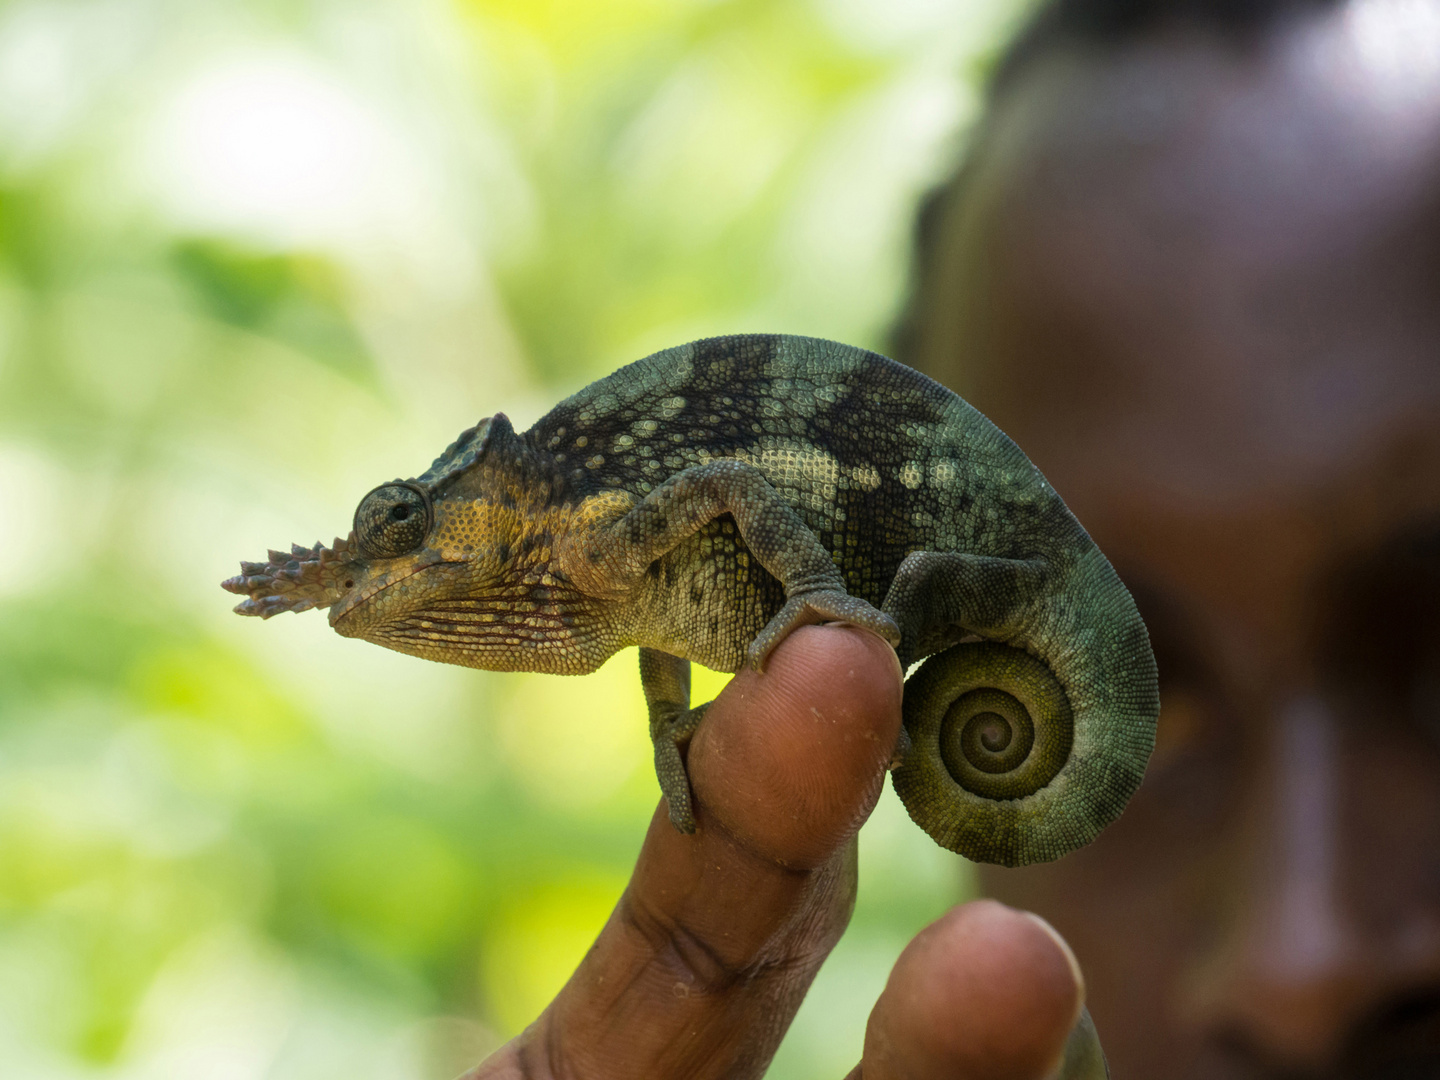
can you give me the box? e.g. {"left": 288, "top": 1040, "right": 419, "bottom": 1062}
{"left": 0, "top": 1, "right": 1027, "bottom": 1075}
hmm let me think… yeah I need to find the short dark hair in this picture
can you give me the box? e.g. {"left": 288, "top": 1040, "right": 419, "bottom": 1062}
{"left": 892, "top": 0, "right": 1341, "bottom": 367}
{"left": 992, "top": 0, "right": 1340, "bottom": 95}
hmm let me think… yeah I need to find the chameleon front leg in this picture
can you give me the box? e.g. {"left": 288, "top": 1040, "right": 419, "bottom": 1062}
{"left": 561, "top": 459, "right": 900, "bottom": 668}
{"left": 639, "top": 647, "right": 711, "bottom": 832}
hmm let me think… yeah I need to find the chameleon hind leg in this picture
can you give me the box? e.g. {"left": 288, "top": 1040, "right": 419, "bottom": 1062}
{"left": 639, "top": 647, "right": 712, "bottom": 832}
{"left": 881, "top": 550, "right": 1049, "bottom": 667}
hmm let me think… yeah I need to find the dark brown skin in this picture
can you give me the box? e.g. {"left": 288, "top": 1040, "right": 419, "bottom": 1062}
{"left": 906, "top": 2, "right": 1440, "bottom": 1075}
{"left": 466, "top": 625, "right": 1085, "bottom": 1079}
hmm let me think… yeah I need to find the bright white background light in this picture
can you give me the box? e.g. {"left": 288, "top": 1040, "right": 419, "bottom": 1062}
{"left": 144, "top": 50, "right": 436, "bottom": 252}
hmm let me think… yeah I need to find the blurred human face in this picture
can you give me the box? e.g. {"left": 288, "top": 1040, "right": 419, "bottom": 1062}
{"left": 908, "top": 3, "right": 1440, "bottom": 1076}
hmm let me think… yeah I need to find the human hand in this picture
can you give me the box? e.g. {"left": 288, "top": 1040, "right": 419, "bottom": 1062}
{"left": 467, "top": 625, "right": 1101, "bottom": 1079}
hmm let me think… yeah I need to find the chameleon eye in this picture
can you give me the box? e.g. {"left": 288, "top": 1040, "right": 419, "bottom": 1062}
{"left": 353, "top": 483, "right": 432, "bottom": 559}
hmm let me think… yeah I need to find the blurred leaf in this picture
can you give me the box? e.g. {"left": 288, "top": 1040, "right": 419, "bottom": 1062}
{"left": 308, "top": 813, "right": 482, "bottom": 967}
{"left": 0, "top": 592, "right": 177, "bottom": 712}
{"left": 130, "top": 645, "right": 309, "bottom": 751}
{"left": 170, "top": 239, "right": 376, "bottom": 386}
{"left": 0, "top": 181, "right": 56, "bottom": 288}
{"left": 478, "top": 871, "right": 626, "bottom": 1033}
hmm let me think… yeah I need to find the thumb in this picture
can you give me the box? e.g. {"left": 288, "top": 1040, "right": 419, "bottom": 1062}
{"left": 857, "top": 900, "right": 1084, "bottom": 1080}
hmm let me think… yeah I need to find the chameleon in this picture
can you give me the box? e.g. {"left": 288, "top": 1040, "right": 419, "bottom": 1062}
{"left": 223, "top": 334, "right": 1158, "bottom": 866}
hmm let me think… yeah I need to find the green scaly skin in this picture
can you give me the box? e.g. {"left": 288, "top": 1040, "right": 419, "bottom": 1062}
{"left": 223, "top": 334, "right": 1159, "bottom": 866}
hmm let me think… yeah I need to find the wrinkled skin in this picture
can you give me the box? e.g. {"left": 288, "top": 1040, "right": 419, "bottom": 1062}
{"left": 906, "top": 2, "right": 1440, "bottom": 1076}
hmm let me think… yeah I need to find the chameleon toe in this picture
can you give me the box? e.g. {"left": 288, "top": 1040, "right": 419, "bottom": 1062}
{"left": 746, "top": 591, "right": 900, "bottom": 671}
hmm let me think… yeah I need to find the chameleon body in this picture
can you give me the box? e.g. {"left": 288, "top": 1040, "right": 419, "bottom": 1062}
{"left": 224, "top": 334, "right": 1158, "bottom": 865}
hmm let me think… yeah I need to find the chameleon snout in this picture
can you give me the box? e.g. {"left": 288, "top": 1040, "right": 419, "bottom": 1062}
{"left": 327, "top": 552, "right": 451, "bottom": 635}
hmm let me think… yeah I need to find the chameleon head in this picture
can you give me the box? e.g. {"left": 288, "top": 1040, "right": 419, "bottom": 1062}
{"left": 222, "top": 414, "right": 614, "bottom": 674}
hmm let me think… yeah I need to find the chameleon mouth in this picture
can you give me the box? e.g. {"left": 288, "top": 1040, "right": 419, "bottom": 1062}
{"left": 328, "top": 552, "right": 451, "bottom": 631}
{"left": 368, "top": 597, "right": 599, "bottom": 673}
{"left": 380, "top": 603, "right": 570, "bottom": 651}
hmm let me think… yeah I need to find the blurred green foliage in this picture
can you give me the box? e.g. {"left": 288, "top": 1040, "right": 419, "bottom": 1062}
{"left": 171, "top": 240, "right": 375, "bottom": 384}
{"left": 0, "top": 0, "right": 1024, "bottom": 1076}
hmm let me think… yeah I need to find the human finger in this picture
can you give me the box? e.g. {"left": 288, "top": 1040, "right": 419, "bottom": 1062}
{"left": 472, "top": 624, "right": 904, "bottom": 1080}
{"left": 855, "top": 899, "right": 1084, "bottom": 1080}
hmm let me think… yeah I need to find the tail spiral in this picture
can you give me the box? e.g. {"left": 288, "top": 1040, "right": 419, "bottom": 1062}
{"left": 893, "top": 641, "right": 1094, "bottom": 866}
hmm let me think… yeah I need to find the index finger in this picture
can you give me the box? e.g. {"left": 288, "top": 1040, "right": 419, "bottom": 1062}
{"left": 472, "top": 624, "right": 903, "bottom": 1080}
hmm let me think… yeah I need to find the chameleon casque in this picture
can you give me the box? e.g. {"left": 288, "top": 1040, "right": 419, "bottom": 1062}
{"left": 224, "top": 334, "right": 1158, "bottom": 866}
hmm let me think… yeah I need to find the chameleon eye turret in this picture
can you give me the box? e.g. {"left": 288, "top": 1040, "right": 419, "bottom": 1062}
{"left": 225, "top": 334, "right": 1158, "bottom": 866}
{"left": 353, "top": 483, "right": 432, "bottom": 559}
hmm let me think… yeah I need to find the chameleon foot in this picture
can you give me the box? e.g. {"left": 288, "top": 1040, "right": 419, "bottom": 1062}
{"left": 649, "top": 701, "right": 711, "bottom": 833}
{"left": 1058, "top": 1007, "right": 1111, "bottom": 1079}
{"left": 747, "top": 589, "right": 900, "bottom": 670}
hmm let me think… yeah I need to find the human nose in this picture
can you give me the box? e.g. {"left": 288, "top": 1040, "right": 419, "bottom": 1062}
{"left": 1182, "top": 695, "right": 1440, "bottom": 1070}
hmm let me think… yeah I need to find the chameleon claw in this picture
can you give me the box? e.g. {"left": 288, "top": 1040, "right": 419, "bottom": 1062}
{"left": 667, "top": 797, "right": 697, "bottom": 833}
{"left": 650, "top": 698, "right": 709, "bottom": 835}
{"left": 746, "top": 590, "right": 901, "bottom": 671}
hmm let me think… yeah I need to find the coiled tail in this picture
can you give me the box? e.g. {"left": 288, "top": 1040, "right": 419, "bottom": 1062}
{"left": 892, "top": 551, "right": 1158, "bottom": 866}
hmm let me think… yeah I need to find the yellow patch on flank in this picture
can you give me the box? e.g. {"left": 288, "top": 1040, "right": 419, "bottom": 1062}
{"left": 848, "top": 462, "right": 882, "bottom": 491}
{"left": 730, "top": 442, "right": 846, "bottom": 511}
{"left": 929, "top": 459, "right": 958, "bottom": 486}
